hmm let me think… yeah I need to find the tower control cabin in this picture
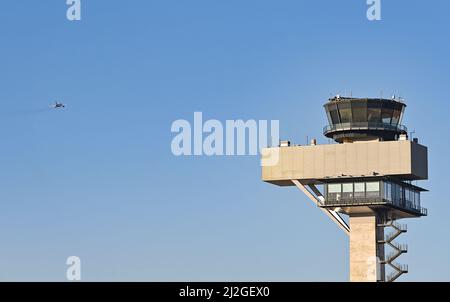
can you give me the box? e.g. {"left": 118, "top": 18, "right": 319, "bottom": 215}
{"left": 261, "top": 96, "right": 428, "bottom": 282}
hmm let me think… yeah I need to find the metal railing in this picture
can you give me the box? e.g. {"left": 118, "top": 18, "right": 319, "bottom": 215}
{"left": 323, "top": 122, "right": 407, "bottom": 135}
{"left": 324, "top": 196, "right": 427, "bottom": 215}
{"left": 389, "top": 262, "right": 408, "bottom": 273}
{"left": 421, "top": 207, "right": 428, "bottom": 216}
{"left": 391, "top": 222, "right": 407, "bottom": 232}
{"left": 325, "top": 196, "right": 385, "bottom": 205}
{"left": 384, "top": 199, "right": 428, "bottom": 215}
{"left": 388, "top": 242, "right": 408, "bottom": 252}
{"left": 386, "top": 263, "right": 408, "bottom": 282}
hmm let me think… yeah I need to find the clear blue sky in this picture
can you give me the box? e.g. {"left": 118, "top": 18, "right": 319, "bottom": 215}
{"left": 0, "top": 0, "right": 449, "bottom": 281}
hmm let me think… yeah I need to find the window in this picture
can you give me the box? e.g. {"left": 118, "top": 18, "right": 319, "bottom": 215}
{"left": 328, "top": 184, "right": 341, "bottom": 201}
{"left": 381, "top": 102, "right": 394, "bottom": 124}
{"left": 325, "top": 180, "right": 422, "bottom": 209}
{"left": 404, "top": 188, "right": 411, "bottom": 207}
{"left": 414, "top": 191, "right": 420, "bottom": 208}
{"left": 396, "top": 184, "right": 402, "bottom": 205}
{"left": 391, "top": 183, "right": 397, "bottom": 204}
{"left": 398, "top": 106, "right": 405, "bottom": 125}
{"left": 367, "top": 100, "right": 381, "bottom": 123}
{"left": 328, "top": 103, "right": 340, "bottom": 124}
{"left": 367, "top": 108, "right": 381, "bottom": 123}
{"left": 342, "top": 183, "right": 353, "bottom": 199}
{"left": 338, "top": 103, "right": 352, "bottom": 123}
{"left": 326, "top": 110, "right": 333, "bottom": 125}
{"left": 392, "top": 103, "right": 405, "bottom": 125}
{"left": 406, "top": 188, "right": 417, "bottom": 209}
{"left": 384, "top": 182, "right": 392, "bottom": 201}
{"left": 354, "top": 182, "right": 365, "bottom": 199}
{"left": 381, "top": 107, "right": 393, "bottom": 124}
{"left": 366, "top": 182, "right": 380, "bottom": 198}
{"left": 351, "top": 101, "right": 368, "bottom": 123}
{"left": 391, "top": 109, "right": 401, "bottom": 125}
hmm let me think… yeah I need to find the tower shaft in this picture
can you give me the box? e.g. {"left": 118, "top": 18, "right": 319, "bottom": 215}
{"left": 349, "top": 214, "right": 385, "bottom": 282}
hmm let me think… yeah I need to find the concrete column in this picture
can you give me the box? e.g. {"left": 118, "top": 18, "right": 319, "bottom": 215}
{"left": 349, "top": 214, "right": 385, "bottom": 282}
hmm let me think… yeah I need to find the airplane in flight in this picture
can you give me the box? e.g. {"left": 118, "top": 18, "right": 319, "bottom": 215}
{"left": 50, "top": 101, "right": 66, "bottom": 109}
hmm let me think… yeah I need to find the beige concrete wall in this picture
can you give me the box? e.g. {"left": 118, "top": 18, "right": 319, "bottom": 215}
{"left": 262, "top": 140, "right": 427, "bottom": 185}
{"left": 349, "top": 215, "right": 384, "bottom": 282}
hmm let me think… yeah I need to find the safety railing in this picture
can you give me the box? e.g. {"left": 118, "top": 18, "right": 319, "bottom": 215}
{"left": 323, "top": 122, "right": 407, "bottom": 135}
{"left": 324, "top": 196, "right": 427, "bottom": 215}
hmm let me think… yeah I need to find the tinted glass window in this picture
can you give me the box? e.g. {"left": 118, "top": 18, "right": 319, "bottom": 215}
{"left": 342, "top": 183, "right": 353, "bottom": 199}
{"left": 366, "top": 182, "right": 379, "bottom": 191}
{"left": 328, "top": 183, "right": 342, "bottom": 201}
{"left": 351, "top": 101, "right": 367, "bottom": 123}
{"left": 381, "top": 105, "right": 393, "bottom": 124}
{"left": 338, "top": 102, "right": 352, "bottom": 123}
{"left": 366, "top": 182, "right": 380, "bottom": 197}
{"left": 367, "top": 101, "right": 381, "bottom": 123}
{"left": 384, "top": 182, "right": 392, "bottom": 201}
{"left": 391, "top": 109, "right": 401, "bottom": 125}
{"left": 392, "top": 103, "right": 405, "bottom": 125}
{"left": 414, "top": 192, "right": 420, "bottom": 207}
{"left": 342, "top": 183, "right": 353, "bottom": 192}
{"left": 392, "top": 183, "right": 401, "bottom": 205}
{"left": 328, "top": 104, "right": 340, "bottom": 124}
{"left": 354, "top": 183, "right": 365, "bottom": 192}
{"left": 326, "top": 110, "right": 333, "bottom": 125}
{"left": 328, "top": 184, "right": 341, "bottom": 193}
{"left": 354, "top": 182, "right": 365, "bottom": 199}
{"left": 399, "top": 106, "right": 405, "bottom": 125}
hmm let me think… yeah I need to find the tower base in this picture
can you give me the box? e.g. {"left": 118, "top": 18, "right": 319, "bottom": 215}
{"left": 349, "top": 214, "right": 385, "bottom": 282}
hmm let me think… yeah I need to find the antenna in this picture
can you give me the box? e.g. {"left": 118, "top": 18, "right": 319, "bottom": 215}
{"left": 398, "top": 92, "right": 405, "bottom": 103}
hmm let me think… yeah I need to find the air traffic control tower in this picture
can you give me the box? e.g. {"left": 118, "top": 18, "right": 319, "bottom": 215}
{"left": 261, "top": 96, "right": 428, "bottom": 282}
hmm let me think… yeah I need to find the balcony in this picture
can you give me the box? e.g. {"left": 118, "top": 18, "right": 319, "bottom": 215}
{"left": 322, "top": 196, "right": 427, "bottom": 216}
{"left": 323, "top": 122, "right": 407, "bottom": 137}
{"left": 323, "top": 180, "right": 426, "bottom": 216}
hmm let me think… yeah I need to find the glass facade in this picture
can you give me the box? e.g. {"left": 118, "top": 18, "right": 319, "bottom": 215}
{"left": 354, "top": 182, "right": 365, "bottom": 199}
{"left": 367, "top": 100, "right": 382, "bottom": 123}
{"left": 324, "top": 99, "right": 405, "bottom": 126}
{"left": 391, "top": 108, "right": 401, "bottom": 125}
{"left": 327, "top": 103, "right": 340, "bottom": 124}
{"left": 326, "top": 181, "right": 380, "bottom": 202}
{"left": 338, "top": 102, "right": 352, "bottom": 123}
{"left": 325, "top": 180, "right": 422, "bottom": 213}
{"left": 383, "top": 181, "right": 421, "bottom": 210}
{"left": 342, "top": 183, "right": 353, "bottom": 199}
{"left": 328, "top": 183, "right": 342, "bottom": 201}
{"left": 381, "top": 103, "right": 393, "bottom": 124}
{"left": 323, "top": 99, "right": 408, "bottom": 143}
{"left": 351, "top": 100, "right": 368, "bottom": 123}
{"left": 366, "top": 182, "right": 380, "bottom": 198}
